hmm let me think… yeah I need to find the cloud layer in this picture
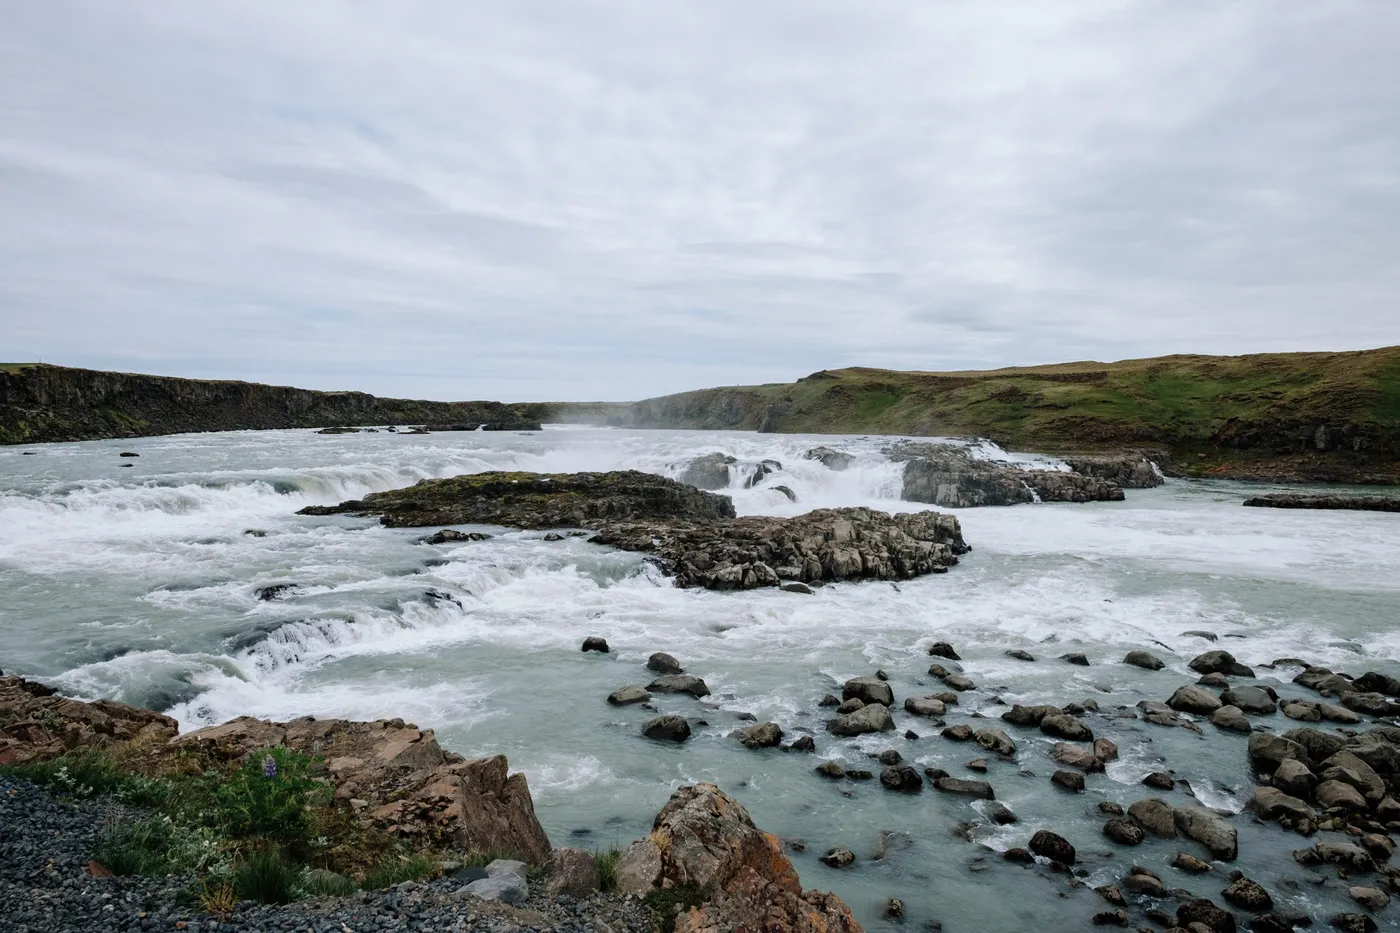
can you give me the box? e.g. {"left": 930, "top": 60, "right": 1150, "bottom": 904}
{"left": 3, "top": 1, "right": 1398, "bottom": 400}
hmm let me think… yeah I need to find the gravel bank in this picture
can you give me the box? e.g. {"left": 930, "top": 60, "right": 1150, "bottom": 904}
{"left": 0, "top": 778, "right": 651, "bottom": 933}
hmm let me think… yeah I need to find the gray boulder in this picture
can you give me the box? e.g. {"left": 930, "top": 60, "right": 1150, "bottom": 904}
{"left": 464, "top": 859, "right": 529, "bottom": 904}
{"left": 1128, "top": 798, "right": 1178, "bottom": 838}
{"left": 1124, "top": 650, "right": 1166, "bottom": 671}
{"left": 647, "top": 652, "right": 683, "bottom": 675}
{"left": 1220, "top": 685, "right": 1277, "bottom": 714}
{"left": 974, "top": 728, "right": 1017, "bottom": 757}
{"left": 735, "top": 722, "right": 783, "bottom": 749}
{"left": 1040, "top": 713, "right": 1094, "bottom": 741}
{"left": 1174, "top": 807, "right": 1238, "bottom": 860}
{"left": 1211, "top": 705, "right": 1251, "bottom": 733}
{"left": 903, "top": 696, "right": 947, "bottom": 718}
{"left": 607, "top": 685, "right": 651, "bottom": 706}
{"left": 843, "top": 676, "right": 894, "bottom": 707}
{"left": 642, "top": 715, "right": 692, "bottom": 742}
{"left": 826, "top": 703, "right": 895, "bottom": 736}
{"left": 648, "top": 674, "right": 710, "bottom": 698}
{"left": 1168, "top": 685, "right": 1224, "bottom": 714}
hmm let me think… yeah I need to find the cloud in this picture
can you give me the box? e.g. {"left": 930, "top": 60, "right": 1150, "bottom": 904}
{"left": 1, "top": 0, "right": 1398, "bottom": 400}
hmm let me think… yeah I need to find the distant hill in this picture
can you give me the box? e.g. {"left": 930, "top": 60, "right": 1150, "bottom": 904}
{"left": 0, "top": 364, "right": 536, "bottom": 444}
{"left": 519, "top": 348, "right": 1400, "bottom": 484}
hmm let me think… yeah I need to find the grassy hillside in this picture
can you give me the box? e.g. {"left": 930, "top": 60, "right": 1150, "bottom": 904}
{"left": 534, "top": 348, "right": 1400, "bottom": 483}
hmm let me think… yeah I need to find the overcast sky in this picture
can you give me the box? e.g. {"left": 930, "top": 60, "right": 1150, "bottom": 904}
{"left": 3, "top": 2, "right": 1398, "bottom": 401}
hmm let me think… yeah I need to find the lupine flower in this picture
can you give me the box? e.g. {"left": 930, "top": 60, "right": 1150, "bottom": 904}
{"left": 262, "top": 755, "right": 277, "bottom": 778}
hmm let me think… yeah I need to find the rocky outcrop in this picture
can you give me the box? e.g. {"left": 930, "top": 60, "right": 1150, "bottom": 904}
{"left": 0, "top": 364, "right": 537, "bottom": 445}
{"left": 676, "top": 453, "right": 737, "bottom": 490}
{"left": 1243, "top": 494, "right": 1400, "bottom": 512}
{"left": 306, "top": 472, "right": 968, "bottom": 590}
{"left": 892, "top": 443, "right": 1125, "bottom": 508}
{"left": 1061, "top": 455, "right": 1164, "bottom": 489}
{"left": 0, "top": 675, "right": 178, "bottom": 765}
{"left": 174, "top": 715, "right": 552, "bottom": 863}
{"left": 301, "top": 470, "right": 737, "bottom": 529}
{"left": 613, "top": 782, "right": 862, "bottom": 933}
{"left": 0, "top": 676, "right": 552, "bottom": 864}
{"left": 596, "top": 507, "right": 968, "bottom": 590}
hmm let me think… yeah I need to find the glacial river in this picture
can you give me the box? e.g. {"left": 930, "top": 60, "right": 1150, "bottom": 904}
{"left": 2, "top": 426, "right": 1397, "bottom": 930}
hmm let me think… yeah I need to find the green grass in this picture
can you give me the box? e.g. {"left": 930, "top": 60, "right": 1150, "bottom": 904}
{"left": 360, "top": 853, "right": 441, "bottom": 889}
{"left": 1, "top": 744, "right": 452, "bottom": 906}
{"left": 595, "top": 846, "right": 622, "bottom": 893}
{"left": 546, "top": 347, "right": 1400, "bottom": 480}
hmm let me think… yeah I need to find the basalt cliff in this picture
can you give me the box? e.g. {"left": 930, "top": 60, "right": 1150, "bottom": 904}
{"left": 0, "top": 364, "right": 537, "bottom": 444}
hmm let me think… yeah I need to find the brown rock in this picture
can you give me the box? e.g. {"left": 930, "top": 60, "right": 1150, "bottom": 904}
{"left": 0, "top": 675, "right": 178, "bottom": 766}
{"left": 177, "top": 714, "right": 551, "bottom": 862}
{"left": 543, "top": 848, "right": 600, "bottom": 897}
{"left": 614, "top": 783, "right": 862, "bottom": 932}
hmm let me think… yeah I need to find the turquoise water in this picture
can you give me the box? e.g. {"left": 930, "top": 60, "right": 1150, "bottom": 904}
{"left": 2, "top": 426, "right": 1397, "bottom": 930}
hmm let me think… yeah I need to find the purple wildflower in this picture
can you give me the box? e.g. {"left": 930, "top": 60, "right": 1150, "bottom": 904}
{"left": 262, "top": 755, "right": 277, "bottom": 779}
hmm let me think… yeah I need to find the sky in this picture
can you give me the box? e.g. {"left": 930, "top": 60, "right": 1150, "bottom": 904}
{"left": 2, "top": 1, "right": 1399, "bottom": 402}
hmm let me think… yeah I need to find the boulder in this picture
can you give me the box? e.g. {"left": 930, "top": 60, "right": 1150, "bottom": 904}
{"left": 843, "top": 676, "right": 894, "bottom": 707}
{"left": 1174, "top": 807, "right": 1238, "bottom": 860}
{"left": 1318, "top": 750, "right": 1386, "bottom": 804}
{"left": 804, "top": 447, "right": 855, "bottom": 471}
{"left": 1348, "top": 886, "right": 1390, "bottom": 910}
{"left": 1252, "top": 787, "right": 1316, "bottom": 823}
{"left": 1002, "top": 704, "right": 1060, "bottom": 727}
{"left": 1177, "top": 899, "right": 1236, "bottom": 933}
{"left": 1341, "top": 691, "right": 1400, "bottom": 717}
{"left": 582, "top": 637, "right": 610, "bottom": 653}
{"left": 1104, "top": 819, "right": 1144, "bottom": 846}
{"left": 1053, "top": 743, "right": 1104, "bottom": 772}
{"left": 932, "top": 777, "right": 995, "bottom": 799}
{"left": 928, "top": 641, "right": 961, "bottom": 660}
{"left": 679, "top": 452, "right": 737, "bottom": 490}
{"left": 464, "top": 859, "right": 529, "bottom": 904}
{"left": 1129, "top": 798, "right": 1178, "bottom": 838}
{"left": 177, "top": 714, "right": 551, "bottom": 863}
{"left": 642, "top": 715, "right": 692, "bottom": 743}
{"left": 1052, "top": 770, "right": 1086, "bottom": 792}
{"left": 1315, "top": 779, "right": 1367, "bottom": 812}
{"left": 819, "top": 847, "right": 856, "bottom": 868}
{"left": 826, "top": 704, "right": 895, "bottom": 736}
{"left": 1143, "top": 771, "right": 1175, "bottom": 790}
{"left": 785, "top": 735, "right": 815, "bottom": 753}
{"left": 735, "top": 722, "right": 783, "bottom": 749}
{"left": 1353, "top": 671, "right": 1400, "bottom": 697}
{"left": 1123, "top": 872, "right": 1166, "bottom": 897}
{"left": 814, "top": 762, "right": 845, "bottom": 780}
{"left": 1173, "top": 852, "right": 1214, "bottom": 873}
{"left": 1124, "top": 650, "right": 1166, "bottom": 671}
{"left": 1029, "top": 829, "right": 1076, "bottom": 865}
{"left": 880, "top": 765, "right": 924, "bottom": 793}
{"left": 1169, "top": 685, "right": 1224, "bottom": 714}
{"left": 1040, "top": 713, "right": 1094, "bottom": 741}
{"left": 613, "top": 783, "right": 862, "bottom": 932}
{"left": 647, "top": 652, "right": 684, "bottom": 675}
{"left": 1247, "top": 732, "right": 1308, "bottom": 773}
{"left": 608, "top": 686, "right": 651, "bottom": 706}
{"left": 836, "top": 698, "right": 864, "bottom": 714}
{"left": 1061, "top": 653, "right": 1091, "bottom": 666}
{"left": 1272, "top": 758, "right": 1318, "bottom": 798}
{"left": 1220, "top": 685, "right": 1277, "bottom": 714}
{"left": 942, "top": 674, "right": 976, "bottom": 692}
{"left": 974, "top": 728, "right": 1017, "bottom": 757}
{"left": 542, "top": 848, "right": 600, "bottom": 897}
{"left": 904, "top": 696, "right": 947, "bottom": 718}
{"left": 1006, "top": 649, "right": 1037, "bottom": 662}
{"left": 649, "top": 675, "right": 711, "bottom": 698}
{"left": 1282, "top": 701, "right": 1323, "bottom": 723}
{"left": 941, "top": 724, "right": 973, "bottom": 741}
{"left": 1188, "top": 650, "right": 1252, "bottom": 677}
{"left": 1211, "top": 706, "right": 1252, "bottom": 733}
{"left": 1093, "top": 738, "right": 1119, "bottom": 761}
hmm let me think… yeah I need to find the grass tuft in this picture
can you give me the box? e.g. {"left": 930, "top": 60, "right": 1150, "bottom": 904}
{"left": 234, "top": 849, "right": 299, "bottom": 905}
{"left": 595, "top": 846, "right": 622, "bottom": 893}
{"left": 361, "top": 853, "right": 440, "bottom": 890}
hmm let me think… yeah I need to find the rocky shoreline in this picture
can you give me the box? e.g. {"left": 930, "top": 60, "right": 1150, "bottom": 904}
{"left": 0, "top": 673, "right": 864, "bottom": 933}
{"left": 1242, "top": 494, "right": 1400, "bottom": 513}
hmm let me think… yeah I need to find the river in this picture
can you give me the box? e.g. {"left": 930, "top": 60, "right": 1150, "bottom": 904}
{"left": 2, "top": 425, "right": 1397, "bottom": 930}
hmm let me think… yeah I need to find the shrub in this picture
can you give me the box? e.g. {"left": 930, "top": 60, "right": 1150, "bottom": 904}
{"left": 94, "top": 815, "right": 223, "bottom": 878}
{"left": 361, "top": 853, "right": 439, "bottom": 890}
{"left": 233, "top": 849, "right": 299, "bottom": 905}
{"left": 212, "top": 747, "right": 326, "bottom": 853}
{"left": 198, "top": 880, "right": 237, "bottom": 916}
